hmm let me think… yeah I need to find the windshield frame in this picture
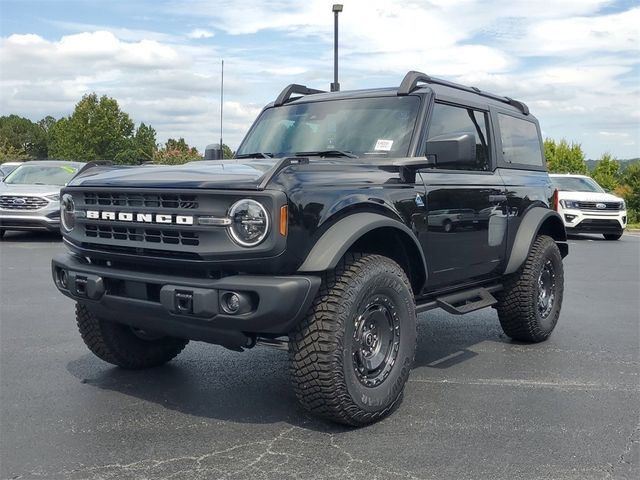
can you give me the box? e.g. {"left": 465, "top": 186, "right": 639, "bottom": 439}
{"left": 236, "top": 94, "right": 422, "bottom": 160}
{"left": 551, "top": 176, "right": 605, "bottom": 193}
{"left": 3, "top": 163, "right": 81, "bottom": 186}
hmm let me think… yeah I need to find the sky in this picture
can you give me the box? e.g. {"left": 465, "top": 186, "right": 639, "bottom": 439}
{"left": 1, "top": 0, "right": 639, "bottom": 159}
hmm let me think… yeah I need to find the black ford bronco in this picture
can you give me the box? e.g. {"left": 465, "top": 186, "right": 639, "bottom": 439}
{"left": 52, "top": 71, "right": 568, "bottom": 426}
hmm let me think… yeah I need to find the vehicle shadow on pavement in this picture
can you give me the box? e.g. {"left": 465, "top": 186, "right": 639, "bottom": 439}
{"left": 65, "top": 348, "right": 351, "bottom": 434}
{"left": 412, "top": 311, "right": 516, "bottom": 369}
{"left": 64, "top": 313, "right": 515, "bottom": 430}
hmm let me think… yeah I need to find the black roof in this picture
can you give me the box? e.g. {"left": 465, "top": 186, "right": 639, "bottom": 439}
{"left": 273, "top": 70, "right": 531, "bottom": 117}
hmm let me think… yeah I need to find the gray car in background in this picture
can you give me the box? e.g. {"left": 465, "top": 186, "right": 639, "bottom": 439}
{"left": 0, "top": 161, "right": 85, "bottom": 237}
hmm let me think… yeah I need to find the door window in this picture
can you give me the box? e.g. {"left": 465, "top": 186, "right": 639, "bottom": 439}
{"left": 427, "top": 103, "right": 491, "bottom": 171}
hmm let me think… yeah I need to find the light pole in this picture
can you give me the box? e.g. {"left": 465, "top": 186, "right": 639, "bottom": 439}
{"left": 331, "top": 4, "right": 343, "bottom": 92}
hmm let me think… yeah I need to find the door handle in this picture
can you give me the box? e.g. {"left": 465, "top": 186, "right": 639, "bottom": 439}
{"left": 489, "top": 194, "right": 507, "bottom": 202}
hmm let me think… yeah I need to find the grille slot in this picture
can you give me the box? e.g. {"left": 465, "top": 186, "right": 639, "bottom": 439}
{"left": 576, "top": 201, "right": 622, "bottom": 211}
{"left": 0, "top": 195, "right": 49, "bottom": 210}
{"left": 84, "top": 192, "right": 198, "bottom": 209}
{"left": 85, "top": 225, "right": 199, "bottom": 246}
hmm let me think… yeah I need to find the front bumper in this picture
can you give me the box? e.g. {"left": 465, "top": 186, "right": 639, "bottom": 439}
{"left": 559, "top": 208, "right": 626, "bottom": 234}
{"left": 52, "top": 253, "right": 321, "bottom": 349}
{"left": 0, "top": 212, "right": 60, "bottom": 231}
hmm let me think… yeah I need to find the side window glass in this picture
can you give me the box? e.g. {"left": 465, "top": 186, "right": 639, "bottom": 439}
{"left": 497, "top": 114, "right": 543, "bottom": 166}
{"left": 426, "top": 103, "right": 491, "bottom": 171}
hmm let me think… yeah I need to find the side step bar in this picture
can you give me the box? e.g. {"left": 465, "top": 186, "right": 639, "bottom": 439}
{"left": 416, "top": 285, "right": 501, "bottom": 315}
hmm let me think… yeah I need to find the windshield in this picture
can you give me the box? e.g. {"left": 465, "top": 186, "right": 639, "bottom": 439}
{"left": 237, "top": 96, "right": 420, "bottom": 158}
{"left": 4, "top": 164, "right": 80, "bottom": 186}
{"left": 551, "top": 176, "right": 604, "bottom": 193}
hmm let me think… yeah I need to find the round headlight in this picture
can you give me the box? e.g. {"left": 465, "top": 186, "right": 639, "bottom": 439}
{"left": 60, "top": 194, "right": 75, "bottom": 232}
{"left": 228, "top": 199, "right": 269, "bottom": 247}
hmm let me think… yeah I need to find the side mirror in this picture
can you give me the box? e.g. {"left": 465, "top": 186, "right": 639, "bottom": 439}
{"left": 205, "top": 143, "right": 223, "bottom": 160}
{"left": 426, "top": 133, "right": 476, "bottom": 167}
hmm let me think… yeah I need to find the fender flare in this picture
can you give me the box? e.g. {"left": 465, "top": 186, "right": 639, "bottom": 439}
{"left": 504, "top": 207, "right": 567, "bottom": 275}
{"left": 298, "top": 212, "right": 428, "bottom": 281}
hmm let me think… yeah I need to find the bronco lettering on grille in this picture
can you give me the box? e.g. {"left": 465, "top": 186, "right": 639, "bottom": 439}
{"left": 85, "top": 210, "right": 194, "bottom": 225}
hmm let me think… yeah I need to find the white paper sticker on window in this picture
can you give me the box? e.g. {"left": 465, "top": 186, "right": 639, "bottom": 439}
{"left": 374, "top": 139, "right": 394, "bottom": 151}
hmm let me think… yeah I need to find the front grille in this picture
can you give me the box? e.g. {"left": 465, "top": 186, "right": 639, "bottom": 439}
{"left": 0, "top": 195, "right": 48, "bottom": 210}
{"left": 576, "top": 201, "right": 622, "bottom": 211}
{"left": 84, "top": 192, "right": 198, "bottom": 209}
{"left": 85, "top": 225, "right": 199, "bottom": 246}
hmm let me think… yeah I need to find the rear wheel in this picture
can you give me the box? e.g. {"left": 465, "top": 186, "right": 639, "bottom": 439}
{"left": 289, "top": 253, "right": 417, "bottom": 426}
{"left": 603, "top": 233, "right": 623, "bottom": 240}
{"left": 76, "top": 303, "right": 188, "bottom": 369}
{"left": 496, "top": 235, "right": 564, "bottom": 342}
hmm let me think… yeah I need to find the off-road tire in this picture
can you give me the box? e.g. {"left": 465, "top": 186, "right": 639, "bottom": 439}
{"left": 496, "top": 235, "right": 564, "bottom": 342}
{"left": 603, "top": 233, "right": 623, "bottom": 240}
{"left": 289, "top": 253, "right": 417, "bottom": 426}
{"left": 76, "top": 303, "right": 188, "bottom": 369}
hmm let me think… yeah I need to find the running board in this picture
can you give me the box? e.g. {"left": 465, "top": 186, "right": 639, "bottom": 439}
{"left": 435, "top": 287, "right": 498, "bottom": 315}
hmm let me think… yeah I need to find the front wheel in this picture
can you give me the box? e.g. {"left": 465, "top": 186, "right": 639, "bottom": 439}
{"left": 76, "top": 303, "right": 189, "bottom": 369}
{"left": 496, "top": 235, "right": 564, "bottom": 342}
{"left": 603, "top": 233, "right": 623, "bottom": 240}
{"left": 289, "top": 253, "right": 417, "bottom": 426}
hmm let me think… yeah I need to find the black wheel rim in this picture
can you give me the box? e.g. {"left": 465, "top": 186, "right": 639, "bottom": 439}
{"left": 352, "top": 295, "right": 401, "bottom": 388}
{"left": 537, "top": 259, "right": 556, "bottom": 319}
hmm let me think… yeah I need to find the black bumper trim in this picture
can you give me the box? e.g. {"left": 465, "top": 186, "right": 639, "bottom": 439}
{"left": 52, "top": 253, "right": 321, "bottom": 345}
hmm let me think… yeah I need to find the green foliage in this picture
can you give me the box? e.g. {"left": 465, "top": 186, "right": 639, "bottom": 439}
{"left": 591, "top": 153, "right": 620, "bottom": 191}
{"left": 544, "top": 138, "right": 588, "bottom": 174}
{"left": 48, "top": 93, "right": 135, "bottom": 163}
{"left": 153, "top": 137, "right": 202, "bottom": 165}
{"left": 620, "top": 163, "right": 640, "bottom": 223}
{"left": 0, "top": 141, "right": 30, "bottom": 162}
{"left": 0, "top": 114, "right": 48, "bottom": 159}
{"left": 114, "top": 123, "right": 158, "bottom": 164}
{"left": 223, "top": 144, "right": 234, "bottom": 159}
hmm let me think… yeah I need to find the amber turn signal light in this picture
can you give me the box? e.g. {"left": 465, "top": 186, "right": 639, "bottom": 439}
{"left": 279, "top": 205, "right": 288, "bottom": 236}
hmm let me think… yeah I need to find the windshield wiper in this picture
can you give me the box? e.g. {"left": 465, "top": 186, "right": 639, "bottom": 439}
{"left": 235, "top": 152, "right": 273, "bottom": 159}
{"left": 295, "top": 150, "right": 358, "bottom": 159}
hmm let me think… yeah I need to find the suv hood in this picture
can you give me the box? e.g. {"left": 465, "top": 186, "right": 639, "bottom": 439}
{"left": 68, "top": 160, "right": 281, "bottom": 190}
{"left": 557, "top": 190, "right": 623, "bottom": 203}
{"left": 0, "top": 183, "right": 62, "bottom": 196}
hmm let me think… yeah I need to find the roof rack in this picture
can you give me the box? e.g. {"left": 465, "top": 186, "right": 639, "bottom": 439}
{"left": 274, "top": 84, "right": 326, "bottom": 107}
{"left": 397, "top": 71, "right": 529, "bottom": 115}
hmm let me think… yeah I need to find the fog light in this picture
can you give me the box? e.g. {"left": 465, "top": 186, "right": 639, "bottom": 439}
{"left": 225, "top": 293, "right": 240, "bottom": 313}
{"left": 59, "top": 269, "right": 68, "bottom": 289}
{"left": 564, "top": 214, "right": 577, "bottom": 223}
{"left": 220, "top": 291, "right": 252, "bottom": 315}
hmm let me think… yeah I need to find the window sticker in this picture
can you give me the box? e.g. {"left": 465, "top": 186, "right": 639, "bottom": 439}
{"left": 374, "top": 139, "right": 394, "bottom": 151}
{"left": 61, "top": 166, "right": 77, "bottom": 174}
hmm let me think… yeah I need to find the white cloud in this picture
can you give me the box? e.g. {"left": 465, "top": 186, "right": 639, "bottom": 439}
{"left": 187, "top": 28, "right": 215, "bottom": 39}
{"left": 1, "top": 1, "right": 639, "bottom": 158}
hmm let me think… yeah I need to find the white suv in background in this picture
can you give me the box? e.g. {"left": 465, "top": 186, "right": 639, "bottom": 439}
{"left": 550, "top": 174, "right": 627, "bottom": 240}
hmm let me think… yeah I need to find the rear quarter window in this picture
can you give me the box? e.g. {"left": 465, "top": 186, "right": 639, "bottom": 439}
{"left": 498, "top": 113, "right": 543, "bottom": 167}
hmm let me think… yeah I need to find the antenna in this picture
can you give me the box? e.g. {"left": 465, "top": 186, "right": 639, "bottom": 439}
{"left": 220, "top": 59, "right": 224, "bottom": 157}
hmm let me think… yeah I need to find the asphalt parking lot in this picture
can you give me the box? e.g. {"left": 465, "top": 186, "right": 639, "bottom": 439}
{"left": 1, "top": 231, "right": 638, "bottom": 480}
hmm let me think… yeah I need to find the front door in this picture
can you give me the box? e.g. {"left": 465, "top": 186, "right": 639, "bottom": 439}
{"left": 419, "top": 102, "right": 508, "bottom": 289}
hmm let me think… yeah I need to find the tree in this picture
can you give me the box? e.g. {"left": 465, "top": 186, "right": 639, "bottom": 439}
{"left": 48, "top": 93, "right": 135, "bottom": 163}
{"left": 223, "top": 144, "right": 234, "bottom": 159}
{"left": 0, "top": 141, "right": 30, "bottom": 162}
{"left": 620, "top": 162, "right": 640, "bottom": 223}
{"left": 591, "top": 153, "right": 620, "bottom": 191}
{"left": 544, "top": 138, "right": 587, "bottom": 174}
{"left": 154, "top": 137, "right": 202, "bottom": 165}
{"left": 0, "top": 115, "right": 48, "bottom": 159}
{"left": 114, "top": 123, "right": 158, "bottom": 164}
